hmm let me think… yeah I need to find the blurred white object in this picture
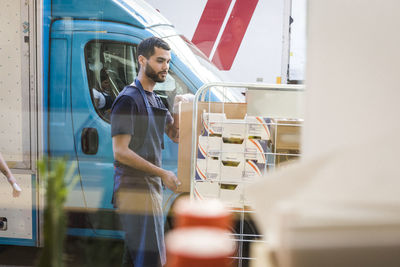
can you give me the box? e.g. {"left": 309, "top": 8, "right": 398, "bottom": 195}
{"left": 174, "top": 197, "right": 228, "bottom": 218}
{"left": 248, "top": 0, "right": 400, "bottom": 265}
{"left": 92, "top": 89, "right": 106, "bottom": 109}
{"left": 173, "top": 197, "right": 232, "bottom": 230}
{"left": 12, "top": 182, "right": 21, "bottom": 192}
{"left": 250, "top": 242, "right": 275, "bottom": 267}
{"left": 175, "top": 93, "right": 195, "bottom": 103}
{"left": 173, "top": 94, "right": 194, "bottom": 115}
{"left": 246, "top": 88, "right": 304, "bottom": 119}
{"left": 249, "top": 131, "right": 400, "bottom": 267}
{"left": 303, "top": 0, "right": 400, "bottom": 157}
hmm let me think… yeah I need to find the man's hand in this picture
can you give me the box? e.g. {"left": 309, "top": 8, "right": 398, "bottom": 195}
{"left": 174, "top": 94, "right": 195, "bottom": 106}
{"left": 172, "top": 94, "right": 194, "bottom": 117}
{"left": 160, "top": 170, "right": 181, "bottom": 192}
{"left": 166, "top": 123, "right": 179, "bottom": 143}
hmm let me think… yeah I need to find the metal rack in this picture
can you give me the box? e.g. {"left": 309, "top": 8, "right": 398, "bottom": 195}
{"left": 189, "top": 82, "right": 304, "bottom": 267}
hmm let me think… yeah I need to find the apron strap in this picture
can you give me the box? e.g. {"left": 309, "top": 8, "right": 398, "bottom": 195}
{"left": 135, "top": 79, "right": 151, "bottom": 109}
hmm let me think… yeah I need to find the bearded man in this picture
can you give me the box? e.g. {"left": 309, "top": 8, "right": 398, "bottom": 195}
{"left": 111, "top": 37, "right": 181, "bottom": 267}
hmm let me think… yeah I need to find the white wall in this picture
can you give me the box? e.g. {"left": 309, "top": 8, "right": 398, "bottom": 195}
{"left": 146, "top": 0, "right": 208, "bottom": 39}
{"left": 145, "top": 0, "right": 285, "bottom": 83}
{"left": 303, "top": 0, "right": 400, "bottom": 157}
{"left": 289, "top": 0, "right": 307, "bottom": 81}
{"left": 230, "top": 0, "right": 284, "bottom": 83}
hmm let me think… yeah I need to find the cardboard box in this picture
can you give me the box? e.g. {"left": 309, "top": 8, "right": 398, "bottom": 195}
{"left": 274, "top": 149, "right": 301, "bottom": 166}
{"left": 244, "top": 139, "right": 269, "bottom": 164}
{"left": 222, "top": 118, "right": 246, "bottom": 140}
{"left": 243, "top": 183, "right": 255, "bottom": 207}
{"left": 195, "top": 158, "right": 220, "bottom": 181}
{"left": 196, "top": 157, "right": 245, "bottom": 183}
{"left": 200, "top": 124, "right": 269, "bottom": 164}
{"left": 243, "top": 159, "right": 266, "bottom": 181}
{"left": 201, "top": 112, "right": 225, "bottom": 136}
{"left": 245, "top": 116, "right": 272, "bottom": 140}
{"left": 193, "top": 181, "right": 219, "bottom": 201}
{"left": 218, "top": 183, "right": 244, "bottom": 209}
{"left": 270, "top": 119, "right": 302, "bottom": 151}
{"left": 197, "top": 135, "right": 222, "bottom": 160}
{"left": 194, "top": 181, "right": 251, "bottom": 209}
{"left": 221, "top": 142, "right": 244, "bottom": 158}
{"left": 198, "top": 136, "right": 246, "bottom": 160}
{"left": 220, "top": 157, "right": 245, "bottom": 182}
{"left": 177, "top": 102, "right": 247, "bottom": 192}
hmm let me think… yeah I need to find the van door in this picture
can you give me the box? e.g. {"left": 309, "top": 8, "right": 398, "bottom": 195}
{"left": 70, "top": 32, "right": 194, "bottom": 212}
{"left": 69, "top": 33, "right": 141, "bottom": 214}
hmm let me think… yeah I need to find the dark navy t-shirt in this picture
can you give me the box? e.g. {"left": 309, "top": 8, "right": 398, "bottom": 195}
{"left": 110, "top": 85, "right": 172, "bottom": 174}
{"left": 111, "top": 86, "right": 172, "bottom": 139}
{"left": 111, "top": 95, "right": 137, "bottom": 137}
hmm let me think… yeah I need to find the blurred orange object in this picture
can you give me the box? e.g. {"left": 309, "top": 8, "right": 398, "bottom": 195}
{"left": 174, "top": 197, "right": 233, "bottom": 230}
{"left": 165, "top": 227, "right": 235, "bottom": 267}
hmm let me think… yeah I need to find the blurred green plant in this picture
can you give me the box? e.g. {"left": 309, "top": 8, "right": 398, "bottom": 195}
{"left": 37, "top": 158, "right": 79, "bottom": 267}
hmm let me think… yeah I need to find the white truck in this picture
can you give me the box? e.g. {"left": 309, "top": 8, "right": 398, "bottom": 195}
{"left": 146, "top": 0, "right": 307, "bottom": 84}
{"left": 0, "top": 0, "right": 41, "bottom": 246}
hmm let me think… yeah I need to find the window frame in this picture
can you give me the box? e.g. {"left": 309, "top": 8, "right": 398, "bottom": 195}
{"left": 84, "top": 39, "right": 139, "bottom": 123}
{"left": 84, "top": 39, "right": 193, "bottom": 123}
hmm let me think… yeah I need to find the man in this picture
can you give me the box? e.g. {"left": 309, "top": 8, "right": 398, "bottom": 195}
{"left": 111, "top": 37, "right": 181, "bottom": 267}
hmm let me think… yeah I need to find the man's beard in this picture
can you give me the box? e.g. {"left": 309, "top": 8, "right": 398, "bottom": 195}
{"left": 145, "top": 62, "right": 167, "bottom": 83}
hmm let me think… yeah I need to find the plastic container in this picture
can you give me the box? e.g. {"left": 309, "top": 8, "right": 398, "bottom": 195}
{"left": 165, "top": 227, "right": 235, "bottom": 267}
{"left": 174, "top": 197, "right": 232, "bottom": 230}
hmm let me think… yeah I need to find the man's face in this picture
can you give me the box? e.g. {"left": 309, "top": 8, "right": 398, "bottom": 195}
{"left": 144, "top": 47, "right": 171, "bottom": 83}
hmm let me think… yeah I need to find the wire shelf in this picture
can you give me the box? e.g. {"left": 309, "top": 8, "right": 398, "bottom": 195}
{"left": 189, "top": 82, "right": 305, "bottom": 267}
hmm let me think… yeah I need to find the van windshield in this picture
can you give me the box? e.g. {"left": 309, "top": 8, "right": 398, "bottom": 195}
{"left": 162, "top": 34, "right": 245, "bottom": 103}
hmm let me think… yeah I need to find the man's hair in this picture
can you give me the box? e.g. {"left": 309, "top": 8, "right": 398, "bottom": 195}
{"left": 137, "top": 37, "right": 170, "bottom": 59}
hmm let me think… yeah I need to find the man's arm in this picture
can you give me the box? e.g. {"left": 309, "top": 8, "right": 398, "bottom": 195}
{"left": 112, "top": 134, "right": 181, "bottom": 191}
{"left": 165, "top": 116, "right": 179, "bottom": 143}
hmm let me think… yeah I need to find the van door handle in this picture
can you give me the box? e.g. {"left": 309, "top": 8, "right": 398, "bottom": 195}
{"left": 81, "top": 128, "right": 99, "bottom": 155}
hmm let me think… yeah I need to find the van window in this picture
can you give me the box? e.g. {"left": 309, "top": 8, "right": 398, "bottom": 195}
{"left": 85, "top": 40, "right": 138, "bottom": 121}
{"left": 154, "top": 69, "right": 191, "bottom": 112}
{"left": 85, "top": 40, "right": 192, "bottom": 121}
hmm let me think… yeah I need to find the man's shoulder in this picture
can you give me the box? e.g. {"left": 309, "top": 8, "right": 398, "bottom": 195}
{"left": 118, "top": 85, "right": 140, "bottom": 100}
{"left": 112, "top": 85, "right": 146, "bottom": 111}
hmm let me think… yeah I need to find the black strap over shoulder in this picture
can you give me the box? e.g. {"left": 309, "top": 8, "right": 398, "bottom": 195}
{"left": 113, "top": 85, "right": 149, "bottom": 152}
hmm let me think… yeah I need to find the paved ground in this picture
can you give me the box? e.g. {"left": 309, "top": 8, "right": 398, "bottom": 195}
{"left": 0, "top": 237, "right": 125, "bottom": 267}
{"left": 0, "top": 245, "right": 38, "bottom": 267}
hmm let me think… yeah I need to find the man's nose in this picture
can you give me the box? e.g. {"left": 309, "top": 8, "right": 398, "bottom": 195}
{"left": 163, "top": 61, "right": 169, "bottom": 71}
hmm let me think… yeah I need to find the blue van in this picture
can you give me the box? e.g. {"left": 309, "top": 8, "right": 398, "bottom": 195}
{"left": 46, "top": 0, "right": 236, "bottom": 237}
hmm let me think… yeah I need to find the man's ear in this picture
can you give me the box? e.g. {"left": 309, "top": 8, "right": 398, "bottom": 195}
{"left": 138, "top": 55, "right": 146, "bottom": 68}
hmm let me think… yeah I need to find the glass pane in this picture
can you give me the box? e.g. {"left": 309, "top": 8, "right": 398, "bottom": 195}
{"left": 154, "top": 69, "right": 192, "bottom": 112}
{"left": 85, "top": 40, "right": 138, "bottom": 121}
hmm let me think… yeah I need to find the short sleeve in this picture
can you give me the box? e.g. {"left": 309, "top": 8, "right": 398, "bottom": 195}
{"left": 166, "top": 110, "right": 173, "bottom": 126}
{"left": 111, "top": 96, "right": 137, "bottom": 137}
